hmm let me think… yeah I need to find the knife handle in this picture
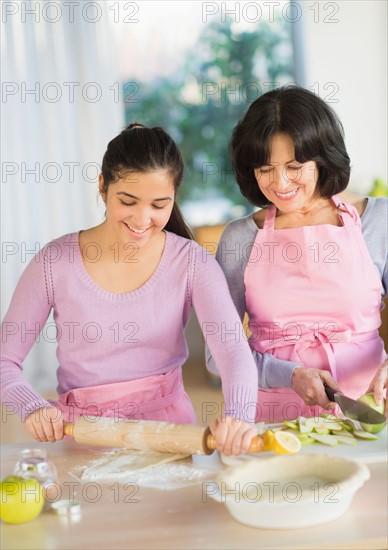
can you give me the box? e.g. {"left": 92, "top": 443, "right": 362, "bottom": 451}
{"left": 323, "top": 383, "right": 339, "bottom": 402}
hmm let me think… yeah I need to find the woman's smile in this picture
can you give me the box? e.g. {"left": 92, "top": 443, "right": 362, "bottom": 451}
{"left": 274, "top": 188, "right": 300, "bottom": 200}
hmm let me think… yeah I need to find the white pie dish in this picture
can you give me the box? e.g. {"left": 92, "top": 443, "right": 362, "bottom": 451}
{"left": 206, "top": 453, "right": 370, "bottom": 529}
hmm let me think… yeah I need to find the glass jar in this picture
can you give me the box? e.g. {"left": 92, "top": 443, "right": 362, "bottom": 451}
{"left": 13, "top": 448, "right": 58, "bottom": 504}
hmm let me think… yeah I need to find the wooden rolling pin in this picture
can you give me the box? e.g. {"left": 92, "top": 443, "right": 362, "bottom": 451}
{"left": 63, "top": 417, "right": 264, "bottom": 455}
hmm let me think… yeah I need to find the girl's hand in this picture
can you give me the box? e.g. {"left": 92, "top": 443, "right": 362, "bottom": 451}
{"left": 209, "top": 416, "right": 257, "bottom": 455}
{"left": 366, "top": 360, "right": 388, "bottom": 409}
{"left": 24, "top": 406, "right": 64, "bottom": 442}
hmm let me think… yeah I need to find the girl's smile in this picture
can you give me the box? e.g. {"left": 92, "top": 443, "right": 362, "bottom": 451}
{"left": 100, "top": 170, "right": 175, "bottom": 248}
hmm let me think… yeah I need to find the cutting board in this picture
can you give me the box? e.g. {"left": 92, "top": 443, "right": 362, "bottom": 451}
{"left": 268, "top": 423, "right": 388, "bottom": 464}
{"left": 217, "top": 425, "right": 387, "bottom": 470}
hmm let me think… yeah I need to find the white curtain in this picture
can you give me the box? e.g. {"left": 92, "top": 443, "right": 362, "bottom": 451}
{"left": 1, "top": 0, "right": 124, "bottom": 391}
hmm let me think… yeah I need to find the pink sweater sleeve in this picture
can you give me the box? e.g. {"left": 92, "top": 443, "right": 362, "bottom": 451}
{"left": 189, "top": 244, "right": 258, "bottom": 423}
{"left": 1, "top": 247, "right": 53, "bottom": 419}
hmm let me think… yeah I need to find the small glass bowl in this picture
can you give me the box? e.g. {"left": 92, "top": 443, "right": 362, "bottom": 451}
{"left": 13, "top": 448, "right": 58, "bottom": 504}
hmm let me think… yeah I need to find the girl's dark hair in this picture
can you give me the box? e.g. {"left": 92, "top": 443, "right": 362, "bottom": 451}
{"left": 101, "top": 123, "right": 193, "bottom": 240}
{"left": 231, "top": 86, "right": 351, "bottom": 207}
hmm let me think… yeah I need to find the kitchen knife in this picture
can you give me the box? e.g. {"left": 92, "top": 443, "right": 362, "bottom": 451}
{"left": 324, "top": 385, "right": 386, "bottom": 424}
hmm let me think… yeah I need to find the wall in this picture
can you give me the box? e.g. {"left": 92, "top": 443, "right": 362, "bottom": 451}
{"left": 299, "top": 0, "right": 387, "bottom": 194}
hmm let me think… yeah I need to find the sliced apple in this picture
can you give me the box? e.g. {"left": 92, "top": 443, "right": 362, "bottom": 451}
{"left": 353, "top": 430, "right": 378, "bottom": 440}
{"left": 308, "top": 434, "right": 339, "bottom": 446}
{"left": 332, "top": 435, "right": 358, "bottom": 445}
{"left": 305, "top": 418, "right": 342, "bottom": 431}
{"left": 298, "top": 418, "right": 313, "bottom": 434}
{"left": 300, "top": 436, "right": 316, "bottom": 446}
{"left": 284, "top": 420, "right": 299, "bottom": 430}
{"left": 320, "top": 413, "right": 341, "bottom": 422}
{"left": 331, "top": 429, "right": 354, "bottom": 437}
{"left": 340, "top": 419, "right": 356, "bottom": 432}
{"left": 294, "top": 433, "right": 310, "bottom": 443}
{"left": 314, "top": 427, "right": 330, "bottom": 435}
{"left": 279, "top": 412, "right": 383, "bottom": 448}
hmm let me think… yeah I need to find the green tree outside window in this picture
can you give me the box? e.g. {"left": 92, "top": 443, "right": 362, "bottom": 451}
{"left": 124, "top": 17, "right": 294, "bottom": 225}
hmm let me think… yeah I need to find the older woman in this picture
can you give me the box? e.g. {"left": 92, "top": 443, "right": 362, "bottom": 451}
{"left": 207, "top": 86, "right": 387, "bottom": 422}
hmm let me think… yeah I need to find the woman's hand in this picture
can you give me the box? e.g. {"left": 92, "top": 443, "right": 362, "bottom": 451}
{"left": 24, "top": 406, "right": 64, "bottom": 442}
{"left": 366, "top": 360, "right": 388, "bottom": 409}
{"left": 291, "top": 366, "right": 340, "bottom": 410}
{"left": 209, "top": 416, "right": 257, "bottom": 455}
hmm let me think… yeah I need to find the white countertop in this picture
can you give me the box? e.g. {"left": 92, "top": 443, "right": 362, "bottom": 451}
{"left": 1, "top": 438, "right": 387, "bottom": 550}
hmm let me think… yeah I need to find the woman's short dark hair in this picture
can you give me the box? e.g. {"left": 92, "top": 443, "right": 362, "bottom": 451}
{"left": 231, "top": 86, "right": 351, "bottom": 207}
{"left": 101, "top": 123, "right": 193, "bottom": 239}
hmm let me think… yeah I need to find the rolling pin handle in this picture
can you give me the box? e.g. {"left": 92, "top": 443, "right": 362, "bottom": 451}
{"left": 202, "top": 426, "right": 215, "bottom": 455}
{"left": 249, "top": 436, "right": 265, "bottom": 453}
{"left": 205, "top": 431, "right": 265, "bottom": 454}
{"left": 63, "top": 422, "right": 75, "bottom": 437}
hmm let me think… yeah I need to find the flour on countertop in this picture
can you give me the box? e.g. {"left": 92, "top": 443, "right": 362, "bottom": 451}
{"left": 71, "top": 449, "right": 220, "bottom": 490}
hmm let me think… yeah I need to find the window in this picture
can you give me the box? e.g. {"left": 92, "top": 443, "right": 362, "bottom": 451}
{"left": 117, "top": 3, "right": 295, "bottom": 225}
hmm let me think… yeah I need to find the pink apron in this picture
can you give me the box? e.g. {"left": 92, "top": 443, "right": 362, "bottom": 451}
{"left": 50, "top": 367, "right": 197, "bottom": 424}
{"left": 245, "top": 196, "right": 385, "bottom": 422}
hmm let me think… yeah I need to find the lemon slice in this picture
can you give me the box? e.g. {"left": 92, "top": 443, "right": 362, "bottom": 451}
{"left": 262, "top": 430, "right": 302, "bottom": 454}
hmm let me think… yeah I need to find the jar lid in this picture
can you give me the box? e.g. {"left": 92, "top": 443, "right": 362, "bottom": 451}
{"left": 20, "top": 448, "right": 48, "bottom": 459}
{"left": 51, "top": 500, "right": 82, "bottom": 516}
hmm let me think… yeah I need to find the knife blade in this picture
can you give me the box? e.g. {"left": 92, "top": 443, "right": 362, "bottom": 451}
{"left": 324, "top": 385, "right": 386, "bottom": 424}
